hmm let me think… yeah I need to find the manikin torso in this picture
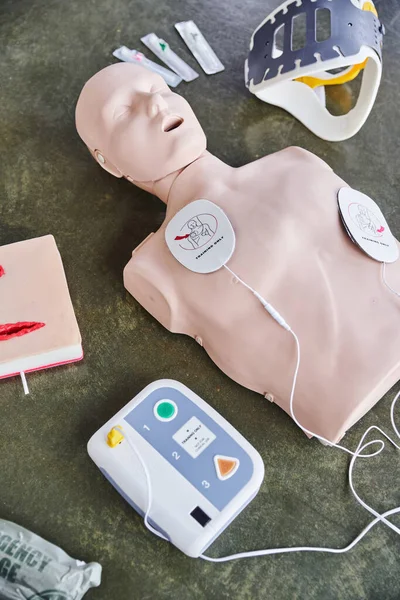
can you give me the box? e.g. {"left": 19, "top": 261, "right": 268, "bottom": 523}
{"left": 76, "top": 63, "right": 400, "bottom": 443}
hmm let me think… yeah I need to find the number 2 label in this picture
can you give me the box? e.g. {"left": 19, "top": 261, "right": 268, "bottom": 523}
{"left": 172, "top": 451, "right": 180, "bottom": 460}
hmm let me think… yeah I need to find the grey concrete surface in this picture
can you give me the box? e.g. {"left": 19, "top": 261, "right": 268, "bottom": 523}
{"left": 1, "top": 0, "right": 400, "bottom": 598}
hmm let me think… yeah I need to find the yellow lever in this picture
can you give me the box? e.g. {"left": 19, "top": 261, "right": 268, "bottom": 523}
{"left": 107, "top": 427, "right": 124, "bottom": 448}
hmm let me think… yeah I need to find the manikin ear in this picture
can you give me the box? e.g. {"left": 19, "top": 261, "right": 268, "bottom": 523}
{"left": 90, "top": 149, "right": 123, "bottom": 178}
{"left": 88, "top": 148, "right": 156, "bottom": 195}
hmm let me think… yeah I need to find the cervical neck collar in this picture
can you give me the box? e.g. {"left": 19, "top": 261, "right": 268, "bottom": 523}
{"left": 245, "top": 0, "right": 385, "bottom": 141}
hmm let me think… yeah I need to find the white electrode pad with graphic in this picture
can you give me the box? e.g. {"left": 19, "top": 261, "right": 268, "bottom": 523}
{"left": 88, "top": 380, "right": 264, "bottom": 558}
{"left": 165, "top": 200, "right": 235, "bottom": 273}
{"left": 338, "top": 188, "right": 399, "bottom": 263}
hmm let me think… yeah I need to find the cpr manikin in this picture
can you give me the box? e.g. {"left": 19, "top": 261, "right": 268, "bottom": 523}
{"left": 76, "top": 63, "right": 400, "bottom": 445}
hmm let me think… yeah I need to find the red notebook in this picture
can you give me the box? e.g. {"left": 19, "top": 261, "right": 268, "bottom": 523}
{"left": 0, "top": 235, "right": 82, "bottom": 379}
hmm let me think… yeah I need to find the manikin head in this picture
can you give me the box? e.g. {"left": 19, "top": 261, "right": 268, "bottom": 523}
{"left": 75, "top": 63, "right": 207, "bottom": 189}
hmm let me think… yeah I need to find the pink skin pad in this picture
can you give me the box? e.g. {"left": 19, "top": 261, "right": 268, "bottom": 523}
{"left": 0, "top": 235, "right": 82, "bottom": 379}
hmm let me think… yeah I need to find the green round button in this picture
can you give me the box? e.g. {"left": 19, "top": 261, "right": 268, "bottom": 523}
{"left": 154, "top": 400, "right": 177, "bottom": 421}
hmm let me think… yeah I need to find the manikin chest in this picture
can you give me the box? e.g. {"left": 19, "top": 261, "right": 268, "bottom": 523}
{"left": 124, "top": 148, "right": 400, "bottom": 442}
{"left": 129, "top": 147, "right": 352, "bottom": 318}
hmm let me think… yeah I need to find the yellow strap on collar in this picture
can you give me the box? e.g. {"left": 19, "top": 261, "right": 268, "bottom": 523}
{"left": 295, "top": 2, "right": 378, "bottom": 89}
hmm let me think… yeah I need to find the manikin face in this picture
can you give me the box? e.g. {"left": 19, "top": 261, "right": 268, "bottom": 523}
{"left": 76, "top": 63, "right": 207, "bottom": 182}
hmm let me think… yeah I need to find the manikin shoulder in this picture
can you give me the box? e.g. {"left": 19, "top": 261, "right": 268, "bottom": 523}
{"left": 241, "top": 146, "right": 333, "bottom": 175}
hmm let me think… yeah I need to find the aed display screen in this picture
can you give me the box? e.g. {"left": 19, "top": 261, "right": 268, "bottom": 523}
{"left": 172, "top": 416, "right": 216, "bottom": 459}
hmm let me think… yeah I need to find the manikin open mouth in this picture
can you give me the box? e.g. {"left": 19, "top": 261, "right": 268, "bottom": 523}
{"left": 0, "top": 322, "right": 45, "bottom": 341}
{"left": 162, "top": 115, "right": 184, "bottom": 132}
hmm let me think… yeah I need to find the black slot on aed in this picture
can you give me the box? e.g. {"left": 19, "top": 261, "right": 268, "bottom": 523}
{"left": 190, "top": 506, "right": 211, "bottom": 527}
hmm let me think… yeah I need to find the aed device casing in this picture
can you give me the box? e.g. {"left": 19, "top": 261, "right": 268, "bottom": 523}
{"left": 88, "top": 380, "right": 265, "bottom": 557}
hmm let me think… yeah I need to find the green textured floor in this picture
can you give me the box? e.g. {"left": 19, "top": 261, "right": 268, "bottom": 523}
{"left": 1, "top": 0, "right": 400, "bottom": 598}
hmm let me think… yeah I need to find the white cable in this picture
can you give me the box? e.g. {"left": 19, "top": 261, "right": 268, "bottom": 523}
{"left": 224, "top": 265, "right": 291, "bottom": 330}
{"left": 382, "top": 262, "right": 400, "bottom": 298}
{"left": 115, "top": 426, "right": 168, "bottom": 542}
{"left": 201, "top": 507, "right": 400, "bottom": 562}
{"left": 347, "top": 432, "right": 400, "bottom": 537}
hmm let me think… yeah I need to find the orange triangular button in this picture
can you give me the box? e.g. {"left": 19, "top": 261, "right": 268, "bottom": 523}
{"left": 214, "top": 455, "right": 239, "bottom": 480}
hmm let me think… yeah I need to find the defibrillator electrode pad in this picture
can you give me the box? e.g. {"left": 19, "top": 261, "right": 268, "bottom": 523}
{"left": 165, "top": 199, "right": 236, "bottom": 274}
{"left": 246, "top": 0, "right": 385, "bottom": 141}
{"left": 338, "top": 187, "right": 399, "bottom": 263}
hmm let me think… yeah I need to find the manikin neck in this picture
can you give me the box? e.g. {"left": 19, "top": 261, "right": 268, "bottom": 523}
{"left": 132, "top": 151, "right": 230, "bottom": 205}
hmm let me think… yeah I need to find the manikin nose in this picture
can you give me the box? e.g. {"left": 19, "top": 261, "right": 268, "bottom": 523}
{"left": 148, "top": 93, "right": 168, "bottom": 118}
